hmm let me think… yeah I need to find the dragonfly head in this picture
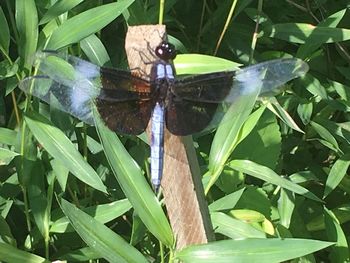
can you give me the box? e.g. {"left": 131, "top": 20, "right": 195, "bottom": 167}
{"left": 155, "top": 41, "right": 177, "bottom": 61}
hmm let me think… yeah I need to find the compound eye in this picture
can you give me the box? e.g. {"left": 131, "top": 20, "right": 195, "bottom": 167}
{"left": 167, "top": 45, "right": 177, "bottom": 60}
{"left": 155, "top": 46, "right": 164, "bottom": 57}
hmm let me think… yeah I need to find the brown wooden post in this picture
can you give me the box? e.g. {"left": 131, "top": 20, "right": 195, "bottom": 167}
{"left": 125, "top": 25, "right": 214, "bottom": 250}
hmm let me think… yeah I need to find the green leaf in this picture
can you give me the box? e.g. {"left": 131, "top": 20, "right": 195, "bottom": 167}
{"left": 278, "top": 189, "right": 295, "bottom": 228}
{"left": 50, "top": 199, "right": 132, "bottom": 233}
{"left": 228, "top": 160, "right": 322, "bottom": 202}
{"left": 175, "top": 238, "right": 333, "bottom": 263}
{"left": 80, "top": 34, "right": 110, "bottom": 66}
{"left": 209, "top": 188, "right": 245, "bottom": 212}
{"left": 0, "top": 242, "right": 50, "bottom": 263}
{"left": 0, "top": 6, "right": 10, "bottom": 52}
{"left": 174, "top": 54, "right": 240, "bottom": 75}
{"left": 39, "top": 0, "right": 85, "bottom": 25}
{"left": 331, "top": 79, "right": 350, "bottom": 101}
{"left": 307, "top": 205, "right": 350, "bottom": 232}
{"left": 15, "top": 0, "right": 38, "bottom": 69}
{"left": 50, "top": 158, "right": 69, "bottom": 191}
{"left": 232, "top": 110, "right": 282, "bottom": 169}
{"left": 337, "top": 66, "right": 350, "bottom": 81}
{"left": 324, "top": 153, "right": 350, "bottom": 198}
{"left": 310, "top": 121, "right": 342, "bottom": 154}
{"left": 0, "top": 148, "right": 19, "bottom": 165}
{"left": 324, "top": 208, "right": 349, "bottom": 263}
{"left": 297, "top": 8, "right": 347, "bottom": 58}
{"left": 94, "top": 109, "right": 174, "bottom": 247}
{"left": 205, "top": 82, "right": 260, "bottom": 193}
{"left": 302, "top": 74, "right": 329, "bottom": 100}
{"left": 0, "top": 60, "right": 18, "bottom": 80}
{"left": 60, "top": 247, "right": 101, "bottom": 261}
{"left": 267, "top": 98, "right": 304, "bottom": 133}
{"left": 24, "top": 111, "right": 107, "bottom": 193}
{"left": 297, "top": 100, "right": 313, "bottom": 125}
{"left": 263, "top": 23, "right": 350, "bottom": 44}
{"left": 211, "top": 212, "right": 266, "bottom": 239}
{"left": 46, "top": 0, "right": 135, "bottom": 50}
{"left": 237, "top": 187, "right": 271, "bottom": 217}
{"left": 60, "top": 199, "right": 148, "bottom": 263}
{"left": 0, "top": 128, "right": 17, "bottom": 146}
{"left": 27, "top": 161, "right": 49, "bottom": 238}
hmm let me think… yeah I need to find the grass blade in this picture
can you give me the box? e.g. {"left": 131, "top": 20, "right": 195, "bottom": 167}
{"left": 61, "top": 199, "right": 148, "bottom": 263}
{"left": 39, "top": 0, "right": 85, "bottom": 25}
{"left": 175, "top": 238, "right": 333, "bottom": 262}
{"left": 0, "top": 242, "right": 49, "bottom": 263}
{"left": 15, "top": 0, "right": 38, "bottom": 69}
{"left": 46, "top": 0, "right": 135, "bottom": 50}
{"left": 264, "top": 23, "right": 350, "bottom": 44}
{"left": 228, "top": 159, "right": 321, "bottom": 202}
{"left": 0, "top": 6, "right": 10, "bottom": 52}
{"left": 24, "top": 111, "right": 107, "bottom": 193}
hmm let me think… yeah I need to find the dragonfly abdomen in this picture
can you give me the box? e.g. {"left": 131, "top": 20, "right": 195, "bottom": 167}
{"left": 150, "top": 102, "right": 165, "bottom": 191}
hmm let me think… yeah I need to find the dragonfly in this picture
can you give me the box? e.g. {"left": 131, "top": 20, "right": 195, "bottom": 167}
{"left": 19, "top": 41, "right": 309, "bottom": 192}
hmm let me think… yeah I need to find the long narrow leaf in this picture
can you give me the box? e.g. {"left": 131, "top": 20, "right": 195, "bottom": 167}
{"left": 0, "top": 148, "right": 19, "bottom": 165}
{"left": 50, "top": 199, "right": 132, "bottom": 233}
{"left": 15, "top": 0, "right": 38, "bottom": 68}
{"left": 211, "top": 212, "right": 266, "bottom": 239}
{"left": 324, "top": 153, "right": 350, "bottom": 198}
{"left": 264, "top": 23, "right": 350, "bottom": 44}
{"left": 324, "top": 208, "right": 349, "bottom": 263}
{"left": 0, "top": 242, "right": 49, "bottom": 263}
{"left": 228, "top": 159, "right": 321, "bottom": 202}
{"left": 205, "top": 85, "right": 260, "bottom": 193}
{"left": 0, "top": 7, "right": 10, "bottom": 52}
{"left": 24, "top": 111, "right": 107, "bottom": 193}
{"left": 175, "top": 238, "right": 333, "bottom": 263}
{"left": 61, "top": 199, "right": 148, "bottom": 263}
{"left": 80, "top": 34, "right": 110, "bottom": 66}
{"left": 46, "top": 0, "right": 135, "bottom": 50}
{"left": 39, "top": 0, "right": 85, "bottom": 25}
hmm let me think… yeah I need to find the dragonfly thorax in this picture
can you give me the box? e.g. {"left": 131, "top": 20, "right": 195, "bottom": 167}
{"left": 151, "top": 62, "right": 175, "bottom": 101}
{"left": 154, "top": 63, "right": 175, "bottom": 81}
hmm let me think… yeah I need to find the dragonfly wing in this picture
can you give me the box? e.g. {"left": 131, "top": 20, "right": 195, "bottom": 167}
{"left": 166, "top": 96, "right": 218, "bottom": 136}
{"left": 230, "top": 58, "right": 309, "bottom": 98}
{"left": 173, "top": 58, "right": 308, "bottom": 102}
{"left": 97, "top": 67, "right": 155, "bottom": 135}
{"left": 19, "top": 75, "right": 98, "bottom": 125}
{"left": 97, "top": 98, "right": 155, "bottom": 135}
{"left": 19, "top": 52, "right": 155, "bottom": 135}
{"left": 167, "top": 58, "right": 308, "bottom": 134}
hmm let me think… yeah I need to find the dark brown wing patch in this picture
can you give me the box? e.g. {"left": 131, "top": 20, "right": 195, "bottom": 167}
{"left": 96, "top": 67, "right": 155, "bottom": 135}
{"left": 165, "top": 94, "right": 217, "bottom": 136}
{"left": 96, "top": 98, "right": 154, "bottom": 135}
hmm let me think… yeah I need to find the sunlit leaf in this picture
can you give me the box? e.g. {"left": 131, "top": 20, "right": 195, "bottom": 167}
{"left": 61, "top": 199, "right": 148, "bottom": 263}
{"left": 24, "top": 111, "right": 107, "bottom": 193}
{"left": 47, "top": 0, "right": 135, "bottom": 50}
{"left": 175, "top": 238, "right": 333, "bottom": 262}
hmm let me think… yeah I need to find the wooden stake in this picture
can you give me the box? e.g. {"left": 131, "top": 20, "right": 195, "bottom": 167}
{"left": 125, "top": 25, "right": 214, "bottom": 250}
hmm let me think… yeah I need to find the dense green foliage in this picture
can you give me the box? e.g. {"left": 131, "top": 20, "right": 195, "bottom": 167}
{"left": 0, "top": 0, "right": 349, "bottom": 262}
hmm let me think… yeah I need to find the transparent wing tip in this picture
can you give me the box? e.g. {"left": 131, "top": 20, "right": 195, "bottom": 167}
{"left": 292, "top": 58, "right": 309, "bottom": 77}
{"left": 29, "top": 50, "right": 63, "bottom": 68}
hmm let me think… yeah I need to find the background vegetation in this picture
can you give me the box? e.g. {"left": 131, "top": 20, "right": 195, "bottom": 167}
{"left": 0, "top": 0, "right": 349, "bottom": 262}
